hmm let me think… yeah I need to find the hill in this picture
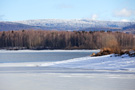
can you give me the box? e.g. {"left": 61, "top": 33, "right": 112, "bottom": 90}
{"left": 0, "top": 22, "right": 39, "bottom": 31}
{"left": 123, "top": 24, "right": 135, "bottom": 33}
{"left": 0, "top": 19, "right": 135, "bottom": 32}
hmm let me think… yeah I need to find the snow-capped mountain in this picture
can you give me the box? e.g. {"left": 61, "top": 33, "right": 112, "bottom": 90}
{"left": 15, "top": 19, "right": 135, "bottom": 30}
{"left": 0, "top": 19, "right": 135, "bottom": 31}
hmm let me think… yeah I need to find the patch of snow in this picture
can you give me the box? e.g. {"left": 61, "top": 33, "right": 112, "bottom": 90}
{"left": 130, "top": 50, "right": 135, "bottom": 54}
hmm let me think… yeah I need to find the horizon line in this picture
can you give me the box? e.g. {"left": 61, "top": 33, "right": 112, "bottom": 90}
{"left": 1, "top": 18, "right": 135, "bottom": 23}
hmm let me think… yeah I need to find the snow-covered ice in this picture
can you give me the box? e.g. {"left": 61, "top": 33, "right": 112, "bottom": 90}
{"left": 0, "top": 54, "right": 135, "bottom": 71}
{"left": 41, "top": 54, "right": 135, "bottom": 71}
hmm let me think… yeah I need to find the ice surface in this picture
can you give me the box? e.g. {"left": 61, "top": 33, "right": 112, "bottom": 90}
{"left": 0, "top": 50, "right": 99, "bottom": 53}
{"left": 0, "top": 54, "right": 135, "bottom": 71}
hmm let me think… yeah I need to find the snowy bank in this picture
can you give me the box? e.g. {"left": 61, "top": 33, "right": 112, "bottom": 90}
{"left": 0, "top": 54, "right": 135, "bottom": 71}
{"left": 41, "top": 54, "right": 135, "bottom": 71}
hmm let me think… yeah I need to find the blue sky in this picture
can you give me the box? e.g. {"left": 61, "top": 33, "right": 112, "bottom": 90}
{"left": 0, "top": 0, "right": 135, "bottom": 21}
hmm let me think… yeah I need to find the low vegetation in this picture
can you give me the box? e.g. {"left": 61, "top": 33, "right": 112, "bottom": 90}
{"left": 91, "top": 48, "right": 135, "bottom": 57}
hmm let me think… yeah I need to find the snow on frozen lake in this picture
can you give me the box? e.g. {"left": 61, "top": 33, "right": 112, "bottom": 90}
{"left": 1, "top": 72, "right": 135, "bottom": 90}
{"left": 0, "top": 50, "right": 135, "bottom": 90}
{"left": 41, "top": 54, "right": 135, "bottom": 71}
{"left": 0, "top": 53, "right": 135, "bottom": 71}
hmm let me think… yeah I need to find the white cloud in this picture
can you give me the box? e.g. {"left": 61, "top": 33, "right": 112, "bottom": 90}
{"left": 121, "top": 19, "right": 130, "bottom": 22}
{"left": 91, "top": 14, "right": 98, "bottom": 20}
{"left": 115, "top": 8, "right": 132, "bottom": 17}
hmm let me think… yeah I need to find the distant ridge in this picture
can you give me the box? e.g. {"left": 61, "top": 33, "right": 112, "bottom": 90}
{"left": 0, "top": 19, "right": 135, "bottom": 32}
{"left": 0, "top": 22, "right": 39, "bottom": 31}
{"left": 123, "top": 24, "right": 135, "bottom": 33}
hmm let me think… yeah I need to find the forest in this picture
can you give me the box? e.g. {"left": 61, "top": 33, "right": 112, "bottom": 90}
{"left": 0, "top": 30, "right": 135, "bottom": 50}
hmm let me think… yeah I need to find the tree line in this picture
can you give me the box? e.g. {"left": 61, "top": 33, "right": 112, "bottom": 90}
{"left": 0, "top": 30, "right": 135, "bottom": 50}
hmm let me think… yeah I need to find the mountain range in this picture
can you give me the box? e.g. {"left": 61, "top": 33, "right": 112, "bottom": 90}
{"left": 0, "top": 19, "right": 135, "bottom": 33}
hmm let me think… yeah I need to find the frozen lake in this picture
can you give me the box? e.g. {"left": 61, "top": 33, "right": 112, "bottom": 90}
{"left": 0, "top": 50, "right": 135, "bottom": 90}
{"left": 0, "top": 68, "right": 135, "bottom": 90}
{"left": 0, "top": 50, "right": 97, "bottom": 63}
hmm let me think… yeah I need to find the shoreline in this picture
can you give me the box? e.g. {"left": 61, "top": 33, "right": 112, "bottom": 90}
{"left": 0, "top": 49, "right": 100, "bottom": 53}
{"left": 0, "top": 47, "right": 99, "bottom": 50}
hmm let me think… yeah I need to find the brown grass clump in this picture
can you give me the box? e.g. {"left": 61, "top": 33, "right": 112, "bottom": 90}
{"left": 91, "top": 53, "right": 96, "bottom": 56}
{"left": 91, "top": 48, "right": 135, "bottom": 57}
{"left": 91, "top": 47, "right": 121, "bottom": 56}
{"left": 92, "top": 48, "right": 115, "bottom": 56}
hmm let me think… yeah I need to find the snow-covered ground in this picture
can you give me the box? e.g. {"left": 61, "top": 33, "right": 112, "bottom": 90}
{"left": 0, "top": 54, "right": 135, "bottom": 71}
